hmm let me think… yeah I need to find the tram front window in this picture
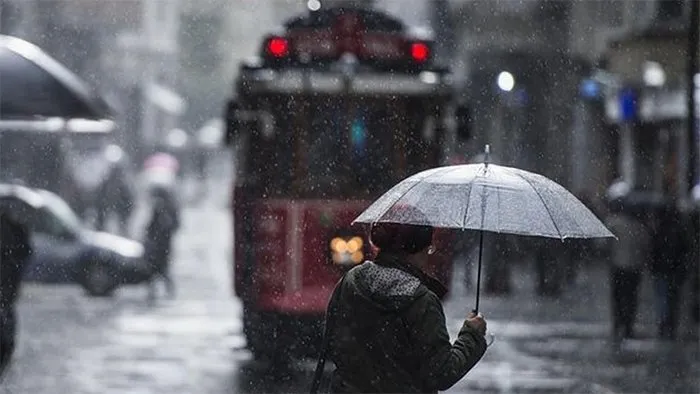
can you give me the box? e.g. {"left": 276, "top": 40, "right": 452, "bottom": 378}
{"left": 307, "top": 103, "right": 394, "bottom": 198}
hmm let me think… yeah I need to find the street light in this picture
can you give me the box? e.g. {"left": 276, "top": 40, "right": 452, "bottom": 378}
{"left": 497, "top": 71, "right": 515, "bottom": 92}
{"left": 643, "top": 61, "right": 666, "bottom": 87}
{"left": 307, "top": 0, "right": 321, "bottom": 11}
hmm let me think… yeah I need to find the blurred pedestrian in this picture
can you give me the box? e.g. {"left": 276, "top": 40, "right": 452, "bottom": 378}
{"left": 144, "top": 186, "right": 180, "bottom": 301}
{"left": 533, "top": 238, "right": 566, "bottom": 297}
{"left": 143, "top": 151, "right": 181, "bottom": 200}
{"left": 605, "top": 213, "right": 649, "bottom": 340}
{"left": 483, "top": 234, "right": 513, "bottom": 295}
{"left": 650, "top": 203, "right": 692, "bottom": 340}
{"left": 96, "top": 164, "right": 135, "bottom": 235}
{"left": 0, "top": 206, "right": 32, "bottom": 378}
{"left": 690, "top": 259, "right": 699, "bottom": 326}
{"left": 311, "top": 217, "right": 487, "bottom": 393}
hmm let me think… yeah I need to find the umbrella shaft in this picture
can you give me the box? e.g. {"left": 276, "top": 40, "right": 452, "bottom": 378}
{"left": 474, "top": 230, "right": 484, "bottom": 314}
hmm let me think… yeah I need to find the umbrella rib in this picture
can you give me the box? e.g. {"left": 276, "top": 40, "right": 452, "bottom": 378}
{"left": 513, "top": 171, "right": 562, "bottom": 239}
{"left": 461, "top": 180, "right": 475, "bottom": 228}
{"left": 374, "top": 182, "right": 423, "bottom": 224}
{"left": 375, "top": 166, "right": 457, "bottom": 225}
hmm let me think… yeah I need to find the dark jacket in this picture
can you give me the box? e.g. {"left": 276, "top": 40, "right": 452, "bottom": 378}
{"left": 1, "top": 213, "right": 32, "bottom": 375}
{"left": 1, "top": 213, "right": 32, "bottom": 310}
{"left": 145, "top": 193, "right": 180, "bottom": 267}
{"left": 649, "top": 205, "right": 693, "bottom": 276}
{"left": 328, "top": 253, "right": 487, "bottom": 393}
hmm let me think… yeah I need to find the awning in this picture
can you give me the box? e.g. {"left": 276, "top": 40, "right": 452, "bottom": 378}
{"left": 0, "top": 35, "right": 114, "bottom": 120}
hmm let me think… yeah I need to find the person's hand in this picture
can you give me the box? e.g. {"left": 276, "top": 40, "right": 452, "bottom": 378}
{"left": 466, "top": 311, "right": 487, "bottom": 337}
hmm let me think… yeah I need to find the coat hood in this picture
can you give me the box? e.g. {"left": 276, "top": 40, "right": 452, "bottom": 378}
{"left": 346, "top": 261, "right": 424, "bottom": 311}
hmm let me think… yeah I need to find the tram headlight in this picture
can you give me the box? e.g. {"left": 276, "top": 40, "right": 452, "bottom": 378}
{"left": 351, "top": 251, "right": 364, "bottom": 263}
{"left": 330, "top": 237, "right": 347, "bottom": 253}
{"left": 330, "top": 236, "right": 364, "bottom": 265}
{"left": 346, "top": 237, "right": 363, "bottom": 253}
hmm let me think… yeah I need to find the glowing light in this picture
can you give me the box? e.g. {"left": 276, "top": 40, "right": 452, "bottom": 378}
{"left": 351, "top": 251, "right": 363, "bottom": 263}
{"left": 497, "top": 71, "right": 515, "bottom": 92}
{"left": 352, "top": 236, "right": 363, "bottom": 249}
{"left": 410, "top": 42, "right": 430, "bottom": 63}
{"left": 330, "top": 237, "right": 348, "bottom": 253}
{"left": 346, "top": 237, "right": 363, "bottom": 253}
{"left": 105, "top": 144, "right": 124, "bottom": 163}
{"left": 350, "top": 117, "right": 367, "bottom": 151}
{"left": 267, "top": 37, "right": 289, "bottom": 58}
{"left": 643, "top": 61, "right": 666, "bottom": 87}
{"left": 166, "top": 128, "right": 188, "bottom": 149}
{"left": 331, "top": 236, "right": 364, "bottom": 264}
{"left": 307, "top": 0, "right": 321, "bottom": 11}
{"left": 330, "top": 237, "right": 343, "bottom": 251}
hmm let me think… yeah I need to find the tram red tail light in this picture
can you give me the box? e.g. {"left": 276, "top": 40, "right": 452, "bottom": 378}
{"left": 266, "top": 37, "right": 289, "bottom": 58}
{"left": 410, "top": 42, "right": 430, "bottom": 63}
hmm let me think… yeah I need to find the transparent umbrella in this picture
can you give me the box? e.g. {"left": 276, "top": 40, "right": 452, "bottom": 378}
{"left": 353, "top": 145, "right": 615, "bottom": 313}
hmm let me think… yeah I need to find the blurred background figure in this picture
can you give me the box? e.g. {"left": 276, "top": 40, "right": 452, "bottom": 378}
{"left": 646, "top": 152, "right": 695, "bottom": 340}
{"left": 65, "top": 137, "right": 135, "bottom": 234}
{"left": 144, "top": 186, "right": 180, "bottom": 301}
{"left": 532, "top": 238, "right": 566, "bottom": 297}
{"left": 142, "top": 150, "right": 181, "bottom": 198}
{"left": 193, "top": 118, "right": 225, "bottom": 201}
{"left": 0, "top": 204, "right": 33, "bottom": 378}
{"left": 65, "top": 136, "right": 114, "bottom": 223}
{"left": 163, "top": 128, "right": 190, "bottom": 176}
{"left": 604, "top": 183, "right": 650, "bottom": 340}
{"left": 94, "top": 144, "right": 136, "bottom": 235}
{"left": 649, "top": 201, "right": 693, "bottom": 340}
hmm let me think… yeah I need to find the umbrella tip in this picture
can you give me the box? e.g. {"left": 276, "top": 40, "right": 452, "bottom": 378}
{"left": 484, "top": 145, "right": 490, "bottom": 167}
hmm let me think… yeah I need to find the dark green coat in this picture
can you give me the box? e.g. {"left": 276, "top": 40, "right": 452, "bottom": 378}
{"left": 328, "top": 253, "right": 487, "bottom": 393}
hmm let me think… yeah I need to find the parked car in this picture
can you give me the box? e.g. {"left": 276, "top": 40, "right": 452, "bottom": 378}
{"left": 0, "top": 184, "right": 149, "bottom": 296}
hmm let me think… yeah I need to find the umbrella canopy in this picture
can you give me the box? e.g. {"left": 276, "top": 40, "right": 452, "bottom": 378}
{"left": 0, "top": 35, "right": 113, "bottom": 120}
{"left": 353, "top": 163, "right": 614, "bottom": 240}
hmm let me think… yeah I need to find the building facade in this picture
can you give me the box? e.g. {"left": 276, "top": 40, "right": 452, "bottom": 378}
{"left": 445, "top": 0, "right": 693, "bottom": 207}
{"left": 599, "top": 0, "right": 696, "bottom": 202}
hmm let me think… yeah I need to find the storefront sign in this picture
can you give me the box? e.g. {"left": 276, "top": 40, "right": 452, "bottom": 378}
{"left": 606, "top": 87, "right": 700, "bottom": 123}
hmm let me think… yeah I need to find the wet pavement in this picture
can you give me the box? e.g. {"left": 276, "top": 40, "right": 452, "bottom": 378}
{"left": 2, "top": 171, "right": 699, "bottom": 393}
{"left": 445, "top": 263, "right": 699, "bottom": 394}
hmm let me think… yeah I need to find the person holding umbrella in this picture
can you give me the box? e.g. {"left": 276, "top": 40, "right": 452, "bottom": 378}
{"left": 311, "top": 213, "right": 488, "bottom": 393}
{"left": 311, "top": 145, "right": 614, "bottom": 393}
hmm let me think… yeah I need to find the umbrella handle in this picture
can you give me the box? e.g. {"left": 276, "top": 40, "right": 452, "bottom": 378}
{"left": 468, "top": 309, "right": 494, "bottom": 347}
